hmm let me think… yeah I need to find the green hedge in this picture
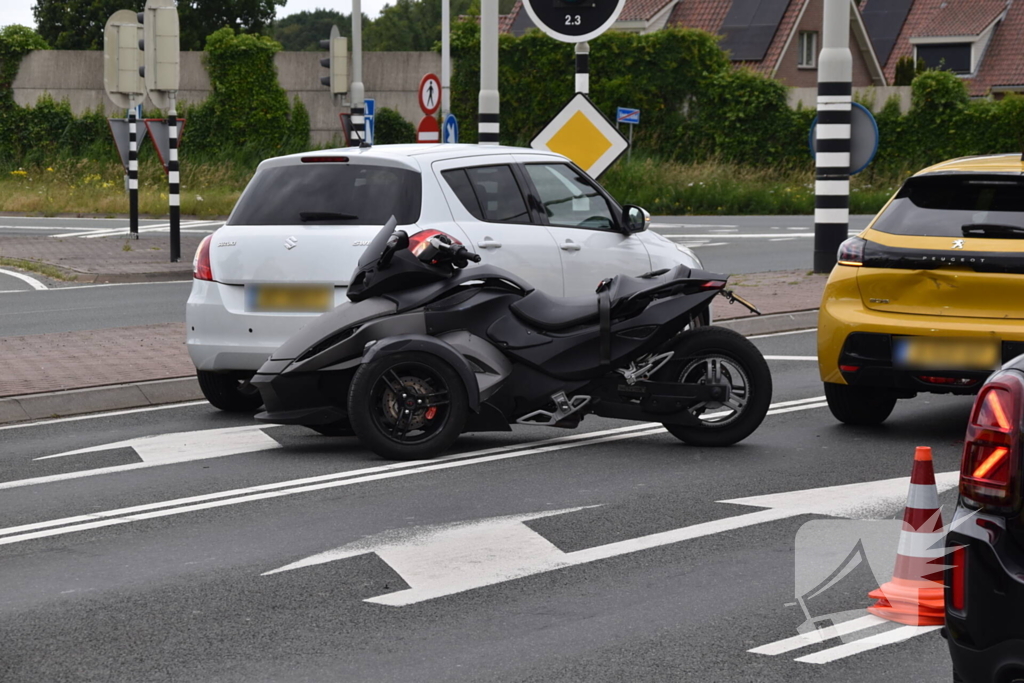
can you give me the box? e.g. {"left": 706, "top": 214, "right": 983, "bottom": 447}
{"left": 182, "top": 28, "right": 310, "bottom": 164}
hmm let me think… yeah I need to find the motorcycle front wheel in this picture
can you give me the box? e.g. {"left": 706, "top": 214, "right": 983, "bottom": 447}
{"left": 348, "top": 351, "right": 468, "bottom": 460}
{"left": 653, "top": 326, "right": 772, "bottom": 447}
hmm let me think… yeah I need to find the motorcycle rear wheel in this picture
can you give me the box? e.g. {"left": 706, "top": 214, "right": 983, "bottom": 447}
{"left": 348, "top": 351, "right": 468, "bottom": 460}
{"left": 653, "top": 327, "right": 772, "bottom": 447}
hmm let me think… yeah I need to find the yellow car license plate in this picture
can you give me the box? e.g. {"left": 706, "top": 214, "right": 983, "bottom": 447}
{"left": 246, "top": 284, "right": 333, "bottom": 313}
{"left": 893, "top": 336, "right": 1000, "bottom": 370}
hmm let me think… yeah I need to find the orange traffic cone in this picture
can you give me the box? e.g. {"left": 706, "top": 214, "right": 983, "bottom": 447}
{"left": 867, "top": 446, "right": 946, "bottom": 626}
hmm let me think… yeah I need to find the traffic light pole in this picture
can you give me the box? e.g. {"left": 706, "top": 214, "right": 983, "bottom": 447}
{"left": 813, "top": 0, "right": 852, "bottom": 273}
{"left": 479, "top": 0, "right": 499, "bottom": 145}
{"left": 168, "top": 93, "right": 180, "bottom": 262}
{"left": 128, "top": 103, "right": 139, "bottom": 239}
{"left": 351, "top": 0, "right": 365, "bottom": 143}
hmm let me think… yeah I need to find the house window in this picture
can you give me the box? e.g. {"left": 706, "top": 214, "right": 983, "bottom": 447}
{"left": 915, "top": 43, "right": 972, "bottom": 74}
{"left": 798, "top": 31, "right": 818, "bottom": 68}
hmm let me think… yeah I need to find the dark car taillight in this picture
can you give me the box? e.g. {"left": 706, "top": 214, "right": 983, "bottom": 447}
{"left": 949, "top": 544, "right": 967, "bottom": 613}
{"left": 193, "top": 235, "right": 213, "bottom": 281}
{"left": 837, "top": 236, "right": 866, "bottom": 267}
{"left": 960, "top": 373, "right": 1024, "bottom": 511}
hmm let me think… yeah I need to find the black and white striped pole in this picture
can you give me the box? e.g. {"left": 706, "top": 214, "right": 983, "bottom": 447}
{"left": 575, "top": 42, "right": 589, "bottom": 94}
{"left": 813, "top": 0, "right": 852, "bottom": 273}
{"left": 478, "top": 0, "right": 499, "bottom": 145}
{"left": 168, "top": 96, "right": 180, "bottom": 262}
{"left": 128, "top": 104, "right": 140, "bottom": 239}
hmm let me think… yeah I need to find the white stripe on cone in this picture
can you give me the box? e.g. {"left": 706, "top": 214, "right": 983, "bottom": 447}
{"left": 905, "top": 483, "right": 941, "bottom": 510}
{"left": 897, "top": 529, "right": 947, "bottom": 559}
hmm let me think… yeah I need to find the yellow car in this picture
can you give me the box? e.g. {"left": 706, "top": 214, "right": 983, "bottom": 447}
{"left": 818, "top": 153, "right": 1024, "bottom": 424}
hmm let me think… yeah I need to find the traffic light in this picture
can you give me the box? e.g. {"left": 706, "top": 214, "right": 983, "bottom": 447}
{"left": 137, "top": 0, "right": 179, "bottom": 109}
{"left": 319, "top": 25, "right": 349, "bottom": 95}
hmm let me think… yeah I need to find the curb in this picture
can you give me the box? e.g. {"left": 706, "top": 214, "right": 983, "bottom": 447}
{"left": 716, "top": 309, "right": 818, "bottom": 336}
{"left": 0, "top": 376, "right": 201, "bottom": 426}
{"left": 0, "top": 309, "right": 820, "bottom": 426}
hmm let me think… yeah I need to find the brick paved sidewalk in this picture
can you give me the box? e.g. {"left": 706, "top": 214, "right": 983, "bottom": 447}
{"left": 1, "top": 323, "right": 192, "bottom": 398}
{"left": 0, "top": 234, "right": 201, "bottom": 282}
{"left": 713, "top": 269, "right": 827, "bottom": 319}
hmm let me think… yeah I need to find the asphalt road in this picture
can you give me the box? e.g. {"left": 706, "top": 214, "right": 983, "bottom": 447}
{"left": 0, "top": 281, "right": 190, "bottom": 336}
{"left": 0, "top": 330, "right": 970, "bottom": 682}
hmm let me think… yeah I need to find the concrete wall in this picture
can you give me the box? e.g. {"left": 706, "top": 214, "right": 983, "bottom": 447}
{"left": 789, "top": 85, "right": 912, "bottom": 113}
{"left": 11, "top": 49, "right": 441, "bottom": 146}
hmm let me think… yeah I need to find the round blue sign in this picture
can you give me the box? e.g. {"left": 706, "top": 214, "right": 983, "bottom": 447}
{"left": 808, "top": 102, "right": 879, "bottom": 175}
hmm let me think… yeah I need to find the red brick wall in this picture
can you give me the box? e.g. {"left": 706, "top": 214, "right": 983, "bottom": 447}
{"left": 774, "top": 0, "right": 877, "bottom": 87}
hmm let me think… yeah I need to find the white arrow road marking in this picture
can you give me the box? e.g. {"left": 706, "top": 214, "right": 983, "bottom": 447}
{"left": 0, "top": 397, "right": 831, "bottom": 544}
{"left": 263, "top": 467, "right": 960, "bottom": 607}
{"left": 36, "top": 424, "right": 279, "bottom": 463}
{"left": 3, "top": 425, "right": 281, "bottom": 491}
{"left": 0, "top": 268, "right": 48, "bottom": 290}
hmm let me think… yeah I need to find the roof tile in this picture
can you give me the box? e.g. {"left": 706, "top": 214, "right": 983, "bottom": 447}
{"left": 666, "top": 0, "right": 732, "bottom": 33}
{"left": 968, "top": 0, "right": 1024, "bottom": 94}
{"left": 913, "top": 0, "right": 1007, "bottom": 38}
{"left": 619, "top": 0, "right": 677, "bottom": 22}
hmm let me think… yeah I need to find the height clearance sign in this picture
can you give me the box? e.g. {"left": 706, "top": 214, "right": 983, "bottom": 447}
{"left": 522, "top": 0, "right": 626, "bottom": 42}
{"left": 531, "top": 94, "right": 628, "bottom": 178}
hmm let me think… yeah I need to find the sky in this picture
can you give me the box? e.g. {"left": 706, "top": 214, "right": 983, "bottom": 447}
{"left": 0, "top": 0, "right": 392, "bottom": 31}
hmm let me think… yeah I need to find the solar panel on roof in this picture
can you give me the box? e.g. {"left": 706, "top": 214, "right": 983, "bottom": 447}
{"left": 861, "top": 0, "right": 913, "bottom": 65}
{"left": 719, "top": 0, "right": 791, "bottom": 61}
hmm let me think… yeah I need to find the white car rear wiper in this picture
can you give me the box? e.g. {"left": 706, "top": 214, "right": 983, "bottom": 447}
{"left": 961, "top": 223, "right": 1024, "bottom": 238}
{"left": 300, "top": 212, "right": 358, "bottom": 222}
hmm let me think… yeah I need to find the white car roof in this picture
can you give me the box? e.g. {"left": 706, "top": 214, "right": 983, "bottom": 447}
{"left": 261, "top": 143, "right": 570, "bottom": 172}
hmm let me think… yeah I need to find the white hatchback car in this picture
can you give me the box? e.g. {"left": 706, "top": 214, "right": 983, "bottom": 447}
{"left": 187, "top": 143, "right": 702, "bottom": 411}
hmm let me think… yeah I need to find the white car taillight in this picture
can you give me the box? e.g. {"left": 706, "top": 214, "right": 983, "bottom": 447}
{"left": 193, "top": 235, "right": 213, "bottom": 281}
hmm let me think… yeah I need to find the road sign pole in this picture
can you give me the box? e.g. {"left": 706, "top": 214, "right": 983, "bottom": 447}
{"left": 479, "top": 0, "right": 499, "bottom": 145}
{"left": 351, "top": 0, "right": 365, "bottom": 143}
{"left": 814, "top": 0, "right": 852, "bottom": 273}
{"left": 128, "top": 103, "right": 139, "bottom": 239}
{"left": 628, "top": 123, "right": 633, "bottom": 162}
{"left": 442, "top": 0, "right": 450, "bottom": 117}
{"left": 575, "top": 42, "right": 589, "bottom": 94}
{"left": 168, "top": 93, "right": 180, "bottom": 262}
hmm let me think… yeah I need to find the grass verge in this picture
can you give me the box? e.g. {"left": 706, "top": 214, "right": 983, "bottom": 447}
{"left": 0, "top": 155, "right": 907, "bottom": 218}
{"left": 601, "top": 157, "right": 901, "bottom": 216}
{"left": 0, "top": 257, "right": 76, "bottom": 281}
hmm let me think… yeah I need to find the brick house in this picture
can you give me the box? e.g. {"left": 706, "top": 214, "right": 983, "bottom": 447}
{"left": 863, "top": 0, "right": 1024, "bottom": 97}
{"left": 500, "top": 0, "right": 885, "bottom": 86}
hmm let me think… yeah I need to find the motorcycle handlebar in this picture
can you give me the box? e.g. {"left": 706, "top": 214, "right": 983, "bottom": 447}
{"left": 432, "top": 238, "right": 482, "bottom": 264}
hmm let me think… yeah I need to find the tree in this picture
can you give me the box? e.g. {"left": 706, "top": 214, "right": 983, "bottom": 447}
{"left": 32, "top": 0, "right": 286, "bottom": 51}
{"left": 365, "top": 0, "right": 474, "bottom": 51}
{"left": 32, "top": 0, "right": 143, "bottom": 50}
{"left": 273, "top": 9, "right": 353, "bottom": 52}
{"left": 178, "top": 0, "right": 286, "bottom": 51}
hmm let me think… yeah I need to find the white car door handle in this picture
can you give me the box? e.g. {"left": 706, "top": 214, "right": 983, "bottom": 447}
{"left": 478, "top": 239, "right": 502, "bottom": 249}
{"left": 560, "top": 241, "right": 581, "bottom": 251}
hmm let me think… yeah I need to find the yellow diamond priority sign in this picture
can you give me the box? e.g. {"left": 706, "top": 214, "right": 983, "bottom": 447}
{"left": 531, "top": 94, "right": 629, "bottom": 178}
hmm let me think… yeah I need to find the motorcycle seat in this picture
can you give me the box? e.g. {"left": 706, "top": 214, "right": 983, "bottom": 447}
{"left": 510, "top": 290, "right": 600, "bottom": 331}
{"left": 510, "top": 265, "right": 712, "bottom": 332}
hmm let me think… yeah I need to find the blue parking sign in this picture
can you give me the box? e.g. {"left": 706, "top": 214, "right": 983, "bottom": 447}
{"left": 616, "top": 107, "right": 640, "bottom": 125}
